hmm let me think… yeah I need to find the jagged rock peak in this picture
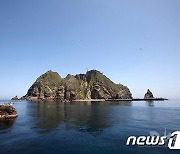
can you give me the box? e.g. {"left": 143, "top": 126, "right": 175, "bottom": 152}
{"left": 65, "top": 74, "right": 75, "bottom": 79}
{"left": 37, "top": 70, "right": 61, "bottom": 80}
{"left": 144, "top": 89, "right": 154, "bottom": 99}
{"left": 86, "top": 70, "right": 102, "bottom": 74}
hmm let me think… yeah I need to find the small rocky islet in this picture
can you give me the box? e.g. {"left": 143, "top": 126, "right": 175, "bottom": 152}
{"left": 144, "top": 89, "right": 154, "bottom": 99}
{"left": 0, "top": 104, "right": 18, "bottom": 119}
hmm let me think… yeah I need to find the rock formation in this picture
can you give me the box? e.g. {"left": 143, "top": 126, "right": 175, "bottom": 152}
{"left": 0, "top": 105, "right": 18, "bottom": 119}
{"left": 23, "top": 70, "right": 132, "bottom": 101}
{"left": 144, "top": 89, "right": 154, "bottom": 99}
{"left": 11, "top": 96, "right": 19, "bottom": 101}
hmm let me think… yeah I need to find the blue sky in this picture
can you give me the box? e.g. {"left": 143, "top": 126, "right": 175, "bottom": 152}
{"left": 0, "top": 0, "right": 180, "bottom": 99}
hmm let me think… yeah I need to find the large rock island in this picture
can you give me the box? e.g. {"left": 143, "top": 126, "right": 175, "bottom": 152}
{"left": 22, "top": 70, "right": 132, "bottom": 101}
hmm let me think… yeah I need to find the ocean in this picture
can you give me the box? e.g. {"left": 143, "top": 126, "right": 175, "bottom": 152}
{"left": 0, "top": 100, "right": 180, "bottom": 154}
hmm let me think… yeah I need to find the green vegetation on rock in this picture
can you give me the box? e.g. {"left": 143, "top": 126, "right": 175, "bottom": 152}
{"left": 24, "top": 70, "right": 132, "bottom": 101}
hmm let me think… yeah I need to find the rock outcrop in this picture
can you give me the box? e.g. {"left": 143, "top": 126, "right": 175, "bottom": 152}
{"left": 144, "top": 89, "right": 154, "bottom": 99}
{"left": 0, "top": 105, "right": 18, "bottom": 119}
{"left": 23, "top": 70, "right": 132, "bottom": 101}
{"left": 11, "top": 96, "right": 19, "bottom": 101}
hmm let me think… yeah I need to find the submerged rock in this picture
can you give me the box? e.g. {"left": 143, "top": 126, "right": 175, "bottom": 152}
{"left": 144, "top": 89, "right": 154, "bottom": 99}
{"left": 23, "top": 70, "right": 132, "bottom": 101}
{"left": 0, "top": 105, "right": 18, "bottom": 119}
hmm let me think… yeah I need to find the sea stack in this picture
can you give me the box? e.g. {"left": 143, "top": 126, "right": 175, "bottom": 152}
{"left": 144, "top": 89, "right": 154, "bottom": 99}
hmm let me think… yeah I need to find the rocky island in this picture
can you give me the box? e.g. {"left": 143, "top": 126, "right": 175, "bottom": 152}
{"left": 22, "top": 70, "right": 132, "bottom": 102}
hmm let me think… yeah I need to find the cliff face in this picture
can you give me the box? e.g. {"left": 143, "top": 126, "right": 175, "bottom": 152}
{"left": 23, "top": 70, "right": 132, "bottom": 101}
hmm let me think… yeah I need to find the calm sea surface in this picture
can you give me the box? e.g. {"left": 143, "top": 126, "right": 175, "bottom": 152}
{"left": 0, "top": 100, "right": 180, "bottom": 154}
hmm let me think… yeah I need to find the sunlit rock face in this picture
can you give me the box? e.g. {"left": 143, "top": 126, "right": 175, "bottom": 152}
{"left": 23, "top": 70, "right": 132, "bottom": 101}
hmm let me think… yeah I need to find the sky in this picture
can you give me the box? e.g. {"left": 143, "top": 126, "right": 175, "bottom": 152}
{"left": 0, "top": 0, "right": 180, "bottom": 99}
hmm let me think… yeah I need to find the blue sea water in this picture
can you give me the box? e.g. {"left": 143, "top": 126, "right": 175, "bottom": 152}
{"left": 0, "top": 100, "right": 180, "bottom": 154}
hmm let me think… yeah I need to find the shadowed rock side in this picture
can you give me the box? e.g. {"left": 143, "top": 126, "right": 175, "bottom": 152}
{"left": 0, "top": 105, "right": 18, "bottom": 119}
{"left": 23, "top": 70, "right": 132, "bottom": 101}
{"left": 144, "top": 89, "right": 154, "bottom": 99}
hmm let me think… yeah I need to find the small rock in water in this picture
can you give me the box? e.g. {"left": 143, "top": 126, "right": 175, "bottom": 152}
{"left": 144, "top": 89, "right": 154, "bottom": 99}
{"left": 0, "top": 104, "right": 18, "bottom": 119}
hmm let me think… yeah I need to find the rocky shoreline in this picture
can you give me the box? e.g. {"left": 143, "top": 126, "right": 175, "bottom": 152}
{"left": 13, "top": 85, "right": 167, "bottom": 103}
{"left": 106, "top": 98, "right": 168, "bottom": 101}
{"left": 73, "top": 98, "right": 168, "bottom": 102}
{"left": 15, "top": 97, "right": 168, "bottom": 102}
